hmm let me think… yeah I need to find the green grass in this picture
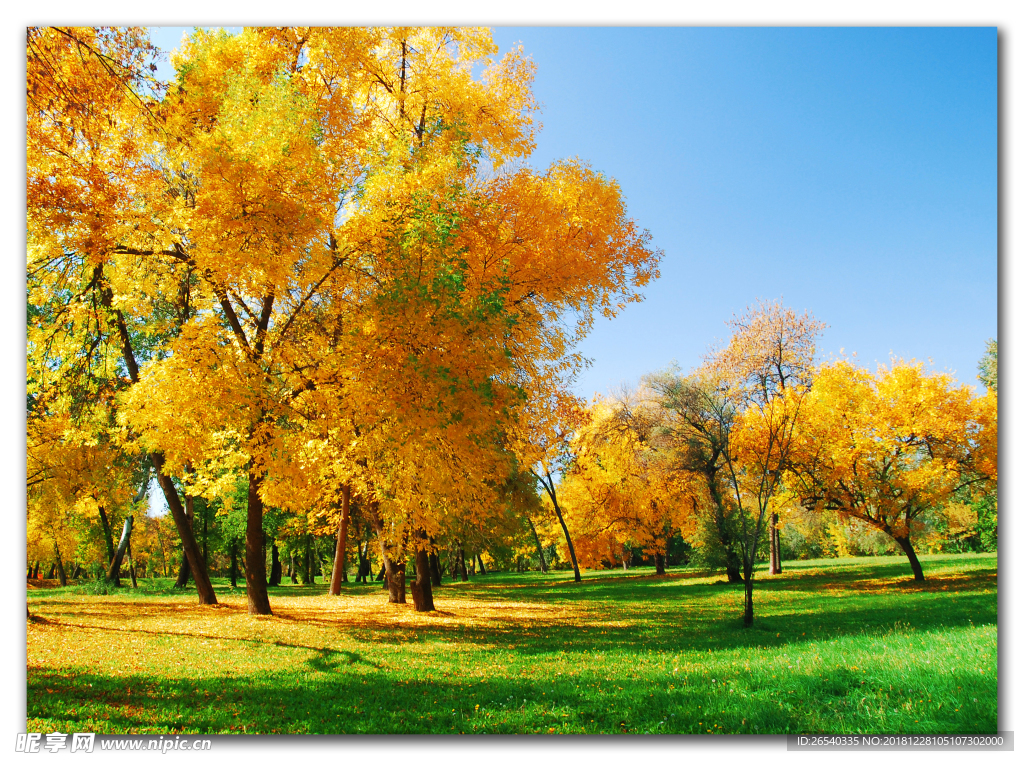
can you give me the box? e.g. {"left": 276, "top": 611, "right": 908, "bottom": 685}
{"left": 26, "top": 553, "right": 997, "bottom": 734}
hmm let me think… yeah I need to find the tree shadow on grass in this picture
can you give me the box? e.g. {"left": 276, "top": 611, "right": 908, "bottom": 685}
{"left": 26, "top": 657, "right": 997, "bottom": 736}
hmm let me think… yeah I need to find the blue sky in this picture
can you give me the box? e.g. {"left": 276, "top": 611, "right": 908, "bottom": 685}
{"left": 149, "top": 26, "right": 997, "bottom": 402}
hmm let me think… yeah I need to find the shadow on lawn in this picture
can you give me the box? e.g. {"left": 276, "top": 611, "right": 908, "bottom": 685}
{"left": 27, "top": 656, "right": 997, "bottom": 735}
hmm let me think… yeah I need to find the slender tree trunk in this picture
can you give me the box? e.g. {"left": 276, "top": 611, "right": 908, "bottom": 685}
{"left": 53, "top": 542, "right": 67, "bottom": 587}
{"left": 469, "top": 555, "right": 476, "bottom": 575}
{"left": 244, "top": 469, "right": 273, "bottom": 614}
{"left": 72, "top": 563, "right": 82, "bottom": 580}
{"left": 329, "top": 485, "right": 351, "bottom": 595}
{"left": 477, "top": 554, "right": 487, "bottom": 575}
{"left": 289, "top": 551, "right": 297, "bottom": 583}
{"left": 154, "top": 521, "right": 168, "bottom": 578}
{"left": 106, "top": 516, "right": 134, "bottom": 585}
{"left": 894, "top": 536, "right": 926, "bottom": 582}
{"left": 769, "top": 513, "right": 782, "bottom": 575}
{"left": 743, "top": 570, "right": 755, "bottom": 628}
{"left": 33, "top": 561, "right": 40, "bottom": 580}
{"left": 410, "top": 546, "right": 435, "bottom": 612}
{"left": 126, "top": 537, "right": 139, "bottom": 589}
{"left": 46, "top": 564, "right": 56, "bottom": 580}
{"left": 539, "top": 468, "right": 582, "bottom": 583}
{"left": 458, "top": 546, "right": 469, "bottom": 581}
{"left": 551, "top": 496, "right": 582, "bottom": 582}
{"left": 229, "top": 538, "right": 238, "bottom": 587}
{"left": 527, "top": 517, "right": 548, "bottom": 572}
{"left": 96, "top": 505, "right": 116, "bottom": 565}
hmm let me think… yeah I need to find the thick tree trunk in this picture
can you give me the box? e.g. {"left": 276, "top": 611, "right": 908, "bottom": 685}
{"left": 654, "top": 551, "right": 666, "bottom": 575}
{"left": 33, "top": 561, "right": 40, "bottom": 580}
{"left": 428, "top": 551, "right": 442, "bottom": 587}
{"left": 894, "top": 535, "right": 925, "bottom": 582}
{"left": 106, "top": 516, "right": 134, "bottom": 585}
{"left": 329, "top": 485, "right": 351, "bottom": 595}
{"left": 151, "top": 452, "right": 216, "bottom": 603}
{"left": 366, "top": 501, "right": 406, "bottom": 603}
{"left": 458, "top": 546, "right": 469, "bottom": 581}
{"left": 527, "top": 517, "right": 548, "bottom": 572}
{"left": 244, "top": 470, "right": 273, "bottom": 614}
{"left": 477, "top": 554, "right": 487, "bottom": 575}
{"left": 53, "top": 543, "right": 67, "bottom": 587}
{"left": 410, "top": 548, "right": 435, "bottom": 612}
{"left": 174, "top": 550, "right": 190, "bottom": 587}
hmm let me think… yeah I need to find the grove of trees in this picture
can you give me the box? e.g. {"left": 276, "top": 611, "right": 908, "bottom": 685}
{"left": 27, "top": 27, "right": 997, "bottom": 628}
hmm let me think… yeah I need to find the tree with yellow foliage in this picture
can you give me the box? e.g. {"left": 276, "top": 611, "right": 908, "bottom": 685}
{"left": 787, "top": 360, "right": 996, "bottom": 581}
{"left": 29, "top": 27, "right": 659, "bottom": 617}
{"left": 560, "top": 389, "right": 689, "bottom": 574}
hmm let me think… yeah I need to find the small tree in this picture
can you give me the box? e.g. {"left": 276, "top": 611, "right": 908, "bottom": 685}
{"left": 787, "top": 359, "right": 996, "bottom": 581}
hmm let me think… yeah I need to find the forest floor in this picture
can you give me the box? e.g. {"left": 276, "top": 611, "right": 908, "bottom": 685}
{"left": 26, "top": 553, "right": 997, "bottom": 735}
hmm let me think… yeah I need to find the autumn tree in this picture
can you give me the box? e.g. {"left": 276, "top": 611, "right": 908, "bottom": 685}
{"left": 787, "top": 360, "right": 996, "bottom": 581}
{"left": 559, "top": 389, "right": 689, "bottom": 574}
{"left": 29, "top": 26, "right": 659, "bottom": 617}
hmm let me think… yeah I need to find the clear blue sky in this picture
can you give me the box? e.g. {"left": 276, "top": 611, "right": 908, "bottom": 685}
{"left": 148, "top": 26, "right": 997, "bottom": 400}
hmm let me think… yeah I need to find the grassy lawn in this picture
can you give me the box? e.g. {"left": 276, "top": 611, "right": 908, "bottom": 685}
{"left": 26, "top": 553, "right": 997, "bottom": 735}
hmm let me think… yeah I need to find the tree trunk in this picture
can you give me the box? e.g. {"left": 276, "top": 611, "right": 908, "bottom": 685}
{"left": 244, "top": 469, "right": 273, "bottom": 614}
{"left": 769, "top": 513, "right": 782, "bottom": 575}
{"left": 174, "top": 550, "right": 190, "bottom": 587}
{"left": 45, "top": 563, "right": 55, "bottom": 580}
{"left": 743, "top": 572, "right": 755, "bottom": 628}
{"left": 477, "top": 554, "right": 487, "bottom": 575}
{"left": 329, "top": 485, "right": 351, "bottom": 595}
{"left": 366, "top": 501, "right": 406, "bottom": 603}
{"left": 33, "top": 561, "right": 40, "bottom": 580}
{"left": 53, "top": 543, "right": 67, "bottom": 587}
{"left": 289, "top": 551, "right": 297, "bottom": 583}
{"left": 539, "top": 468, "right": 582, "bottom": 583}
{"left": 268, "top": 542, "right": 282, "bottom": 586}
{"left": 894, "top": 535, "right": 925, "bottom": 582}
{"left": 654, "top": 551, "right": 666, "bottom": 575}
{"left": 410, "top": 547, "right": 435, "bottom": 612}
{"left": 551, "top": 496, "right": 582, "bottom": 582}
{"left": 229, "top": 538, "right": 238, "bottom": 587}
{"left": 458, "top": 546, "right": 469, "bottom": 582}
{"left": 106, "top": 515, "right": 134, "bottom": 585}
{"left": 72, "top": 563, "right": 82, "bottom": 580}
{"left": 99, "top": 284, "right": 215, "bottom": 604}
{"left": 126, "top": 537, "right": 139, "bottom": 589}
{"left": 469, "top": 555, "right": 476, "bottom": 575}
{"left": 527, "top": 517, "right": 548, "bottom": 572}
{"left": 151, "top": 452, "right": 216, "bottom": 604}
{"left": 96, "top": 505, "right": 116, "bottom": 565}
{"left": 428, "top": 551, "right": 442, "bottom": 587}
